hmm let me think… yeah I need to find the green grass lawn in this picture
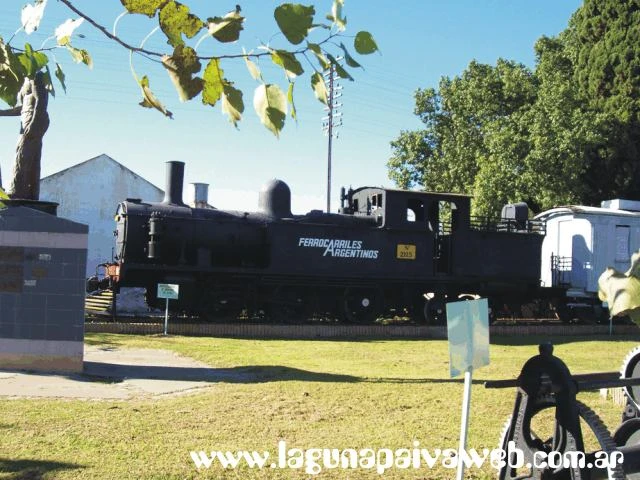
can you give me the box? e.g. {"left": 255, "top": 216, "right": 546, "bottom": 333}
{"left": 2, "top": 333, "right": 640, "bottom": 479}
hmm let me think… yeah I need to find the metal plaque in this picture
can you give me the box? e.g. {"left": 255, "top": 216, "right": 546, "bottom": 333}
{"left": 396, "top": 244, "right": 416, "bottom": 260}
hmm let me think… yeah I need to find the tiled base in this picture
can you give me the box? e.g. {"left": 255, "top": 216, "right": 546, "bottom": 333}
{"left": 0, "top": 338, "right": 83, "bottom": 373}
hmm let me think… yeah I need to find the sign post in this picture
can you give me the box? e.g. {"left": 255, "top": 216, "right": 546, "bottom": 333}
{"left": 446, "top": 298, "right": 490, "bottom": 480}
{"left": 157, "top": 283, "right": 179, "bottom": 335}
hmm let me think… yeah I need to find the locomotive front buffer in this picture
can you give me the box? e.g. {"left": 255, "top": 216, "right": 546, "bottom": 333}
{"left": 486, "top": 344, "right": 640, "bottom": 479}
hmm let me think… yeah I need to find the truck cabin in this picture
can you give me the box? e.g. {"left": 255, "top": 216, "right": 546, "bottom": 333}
{"left": 339, "top": 186, "right": 472, "bottom": 232}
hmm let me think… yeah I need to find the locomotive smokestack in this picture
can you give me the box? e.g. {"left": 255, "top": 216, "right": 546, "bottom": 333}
{"left": 163, "top": 161, "right": 185, "bottom": 206}
{"left": 187, "top": 183, "right": 209, "bottom": 209}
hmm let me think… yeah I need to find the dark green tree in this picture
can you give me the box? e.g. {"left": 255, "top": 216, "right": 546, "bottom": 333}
{"left": 389, "top": 0, "right": 640, "bottom": 216}
{"left": 388, "top": 59, "right": 539, "bottom": 216}
{"left": 566, "top": 0, "right": 640, "bottom": 203}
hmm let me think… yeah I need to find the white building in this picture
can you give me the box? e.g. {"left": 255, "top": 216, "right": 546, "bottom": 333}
{"left": 40, "top": 154, "right": 163, "bottom": 275}
{"left": 536, "top": 199, "right": 640, "bottom": 299}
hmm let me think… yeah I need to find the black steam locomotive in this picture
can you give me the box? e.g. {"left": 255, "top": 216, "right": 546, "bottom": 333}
{"left": 109, "top": 161, "right": 548, "bottom": 323}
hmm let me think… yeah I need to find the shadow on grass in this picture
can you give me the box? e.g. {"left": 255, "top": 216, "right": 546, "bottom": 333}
{"left": 83, "top": 334, "right": 129, "bottom": 348}
{"left": 82, "top": 362, "right": 362, "bottom": 383}
{"left": 0, "top": 458, "right": 83, "bottom": 480}
{"left": 81, "top": 362, "right": 488, "bottom": 385}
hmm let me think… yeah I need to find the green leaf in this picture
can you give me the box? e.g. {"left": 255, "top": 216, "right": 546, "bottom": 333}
{"left": 18, "top": 43, "right": 48, "bottom": 78}
{"left": 327, "top": 54, "right": 353, "bottom": 81}
{"left": 66, "top": 46, "right": 92, "bottom": 68}
{"left": 307, "top": 42, "right": 329, "bottom": 70}
{"left": 54, "top": 62, "right": 66, "bottom": 93}
{"left": 202, "top": 58, "right": 224, "bottom": 107}
{"left": 0, "top": 40, "right": 25, "bottom": 107}
{"left": 0, "top": 185, "right": 8, "bottom": 208}
{"left": 339, "top": 42, "right": 361, "bottom": 68}
{"left": 271, "top": 50, "right": 304, "bottom": 79}
{"left": 43, "top": 64, "right": 55, "bottom": 97}
{"left": 598, "top": 250, "right": 640, "bottom": 325}
{"left": 244, "top": 56, "right": 261, "bottom": 81}
{"left": 138, "top": 75, "right": 173, "bottom": 118}
{"left": 311, "top": 72, "right": 328, "bottom": 105}
{"left": 159, "top": 1, "right": 204, "bottom": 47}
{"left": 207, "top": 9, "right": 244, "bottom": 43}
{"left": 253, "top": 84, "right": 287, "bottom": 137}
{"left": 274, "top": 4, "right": 315, "bottom": 45}
{"left": 120, "top": 0, "right": 166, "bottom": 18}
{"left": 221, "top": 83, "right": 243, "bottom": 127}
{"left": 287, "top": 82, "right": 297, "bottom": 120}
{"left": 162, "top": 45, "right": 202, "bottom": 101}
{"left": 354, "top": 31, "right": 378, "bottom": 55}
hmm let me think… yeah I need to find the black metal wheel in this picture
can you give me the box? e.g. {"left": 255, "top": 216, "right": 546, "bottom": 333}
{"left": 498, "top": 397, "right": 624, "bottom": 480}
{"left": 267, "top": 286, "right": 310, "bottom": 322}
{"left": 410, "top": 295, "right": 428, "bottom": 324}
{"left": 620, "top": 346, "right": 640, "bottom": 415}
{"left": 423, "top": 294, "right": 446, "bottom": 325}
{"left": 343, "top": 287, "right": 383, "bottom": 323}
{"left": 196, "top": 279, "right": 243, "bottom": 321}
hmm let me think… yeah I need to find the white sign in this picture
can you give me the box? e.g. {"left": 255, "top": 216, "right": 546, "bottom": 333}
{"left": 157, "top": 283, "right": 179, "bottom": 300}
{"left": 445, "top": 298, "right": 490, "bottom": 480}
{"left": 446, "top": 298, "right": 490, "bottom": 378}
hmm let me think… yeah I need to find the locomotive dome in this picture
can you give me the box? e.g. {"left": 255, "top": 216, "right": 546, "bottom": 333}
{"left": 258, "top": 179, "right": 292, "bottom": 218}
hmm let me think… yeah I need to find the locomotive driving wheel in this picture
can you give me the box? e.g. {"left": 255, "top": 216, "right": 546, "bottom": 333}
{"left": 268, "top": 286, "right": 312, "bottom": 322}
{"left": 424, "top": 294, "right": 447, "bottom": 325}
{"left": 196, "top": 279, "right": 243, "bottom": 321}
{"left": 343, "top": 287, "right": 383, "bottom": 323}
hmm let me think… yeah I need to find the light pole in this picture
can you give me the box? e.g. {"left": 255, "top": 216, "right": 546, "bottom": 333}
{"left": 322, "top": 63, "right": 343, "bottom": 213}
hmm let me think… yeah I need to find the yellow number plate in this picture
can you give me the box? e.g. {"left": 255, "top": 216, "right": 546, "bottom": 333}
{"left": 396, "top": 244, "right": 416, "bottom": 260}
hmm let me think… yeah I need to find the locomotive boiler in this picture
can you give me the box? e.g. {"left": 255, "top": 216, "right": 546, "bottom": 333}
{"left": 109, "top": 161, "right": 547, "bottom": 323}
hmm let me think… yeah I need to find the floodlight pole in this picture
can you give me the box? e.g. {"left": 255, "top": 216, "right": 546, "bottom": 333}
{"left": 322, "top": 62, "right": 342, "bottom": 213}
{"left": 326, "top": 67, "right": 334, "bottom": 214}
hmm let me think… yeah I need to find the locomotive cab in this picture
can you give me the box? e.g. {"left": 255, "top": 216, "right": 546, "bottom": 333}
{"left": 341, "top": 186, "right": 471, "bottom": 231}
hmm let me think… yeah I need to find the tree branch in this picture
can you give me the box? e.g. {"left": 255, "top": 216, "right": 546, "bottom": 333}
{"left": 58, "top": 0, "right": 164, "bottom": 58}
{"left": 57, "top": 0, "right": 341, "bottom": 61}
{"left": 0, "top": 106, "right": 21, "bottom": 117}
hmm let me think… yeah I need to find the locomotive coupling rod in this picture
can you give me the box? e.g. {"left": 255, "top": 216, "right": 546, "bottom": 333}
{"left": 484, "top": 371, "right": 640, "bottom": 390}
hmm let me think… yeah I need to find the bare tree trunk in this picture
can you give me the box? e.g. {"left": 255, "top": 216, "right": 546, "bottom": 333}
{"left": 0, "top": 106, "right": 22, "bottom": 191}
{"left": 10, "top": 72, "right": 50, "bottom": 200}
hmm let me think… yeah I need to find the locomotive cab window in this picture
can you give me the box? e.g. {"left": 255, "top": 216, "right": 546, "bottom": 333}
{"left": 406, "top": 199, "right": 425, "bottom": 223}
{"left": 427, "top": 200, "right": 460, "bottom": 233}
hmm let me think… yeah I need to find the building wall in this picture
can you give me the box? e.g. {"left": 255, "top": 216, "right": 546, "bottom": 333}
{"left": 40, "top": 154, "right": 163, "bottom": 276}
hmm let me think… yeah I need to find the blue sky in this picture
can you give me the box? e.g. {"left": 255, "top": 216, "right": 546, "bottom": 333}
{"left": 0, "top": 0, "right": 582, "bottom": 212}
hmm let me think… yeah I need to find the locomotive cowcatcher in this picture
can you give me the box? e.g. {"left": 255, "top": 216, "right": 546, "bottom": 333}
{"left": 107, "top": 161, "right": 546, "bottom": 323}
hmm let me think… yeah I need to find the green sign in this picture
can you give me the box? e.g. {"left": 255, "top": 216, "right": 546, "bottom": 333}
{"left": 157, "top": 283, "right": 179, "bottom": 300}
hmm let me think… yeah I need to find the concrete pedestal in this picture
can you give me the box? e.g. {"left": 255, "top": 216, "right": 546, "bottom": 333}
{"left": 0, "top": 206, "right": 88, "bottom": 373}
